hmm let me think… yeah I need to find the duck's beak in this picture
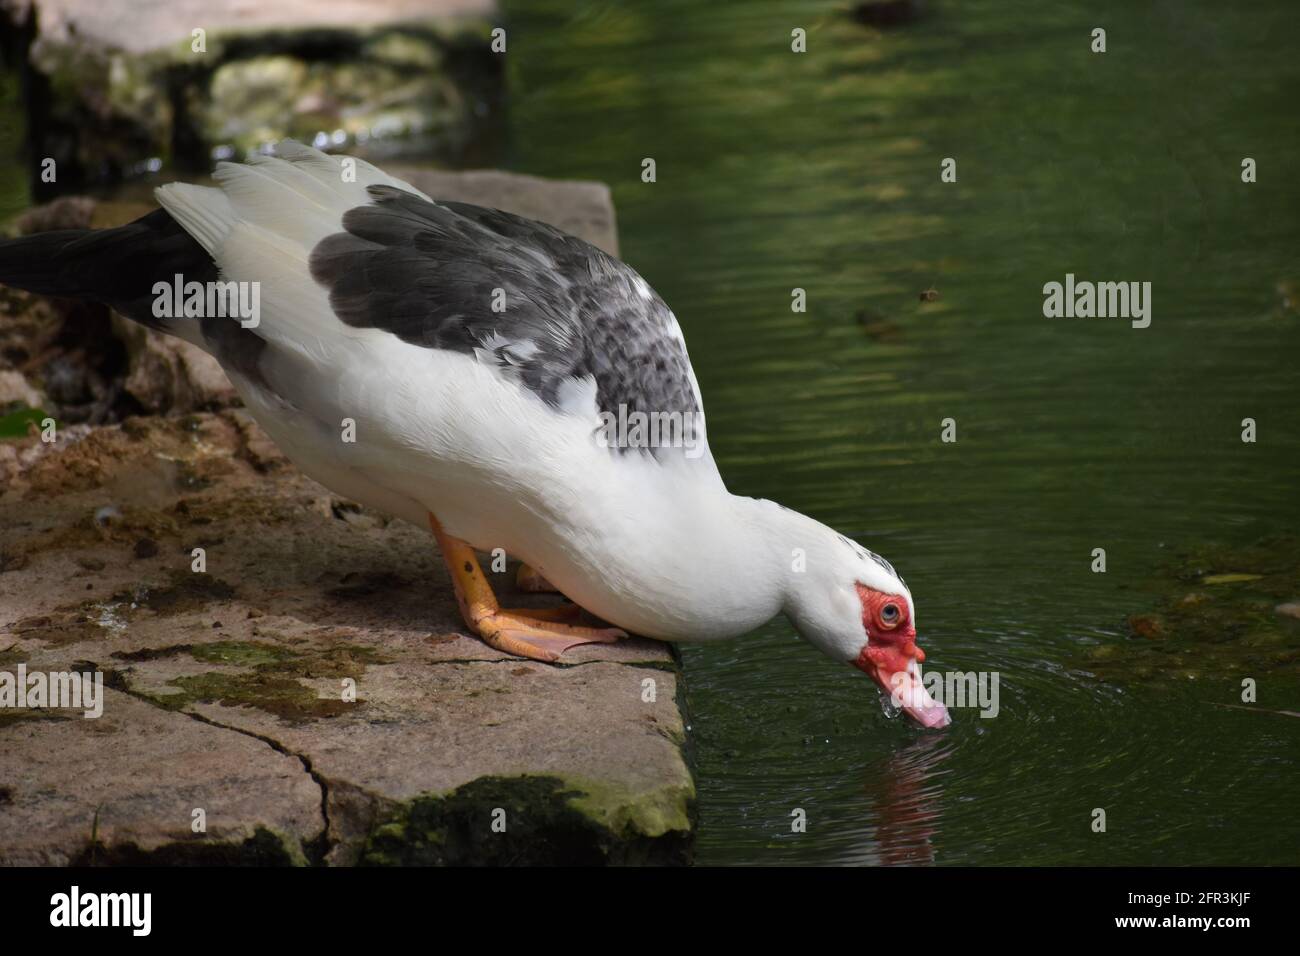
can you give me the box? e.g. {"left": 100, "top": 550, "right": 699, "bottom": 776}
{"left": 856, "top": 642, "right": 952, "bottom": 729}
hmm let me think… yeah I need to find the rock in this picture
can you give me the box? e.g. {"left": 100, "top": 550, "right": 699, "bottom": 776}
{"left": 13, "top": 195, "right": 96, "bottom": 234}
{"left": 90, "top": 200, "right": 157, "bottom": 229}
{"left": 0, "top": 689, "right": 324, "bottom": 865}
{"left": 6, "top": 0, "right": 501, "bottom": 193}
{"left": 226, "top": 408, "right": 286, "bottom": 473}
{"left": 0, "top": 369, "right": 44, "bottom": 410}
{"left": 15, "top": 0, "right": 497, "bottom": 55}
{"left": 390, "top": 167, "right": 621, "bottom": 257}
{"left": 0, "top": 273, "right": 130, "bottom": 427}
{"left": 0, "top": 411, "right": 695, "bottom": 864}
{"left": 1275, "top": 602, "right": 1300, "bottom": 620}
{"left": 0, "top": 287, "right": 62, "bottom": 382}
{"left": 111, "top": 317, "right": 240, "bottom": 414}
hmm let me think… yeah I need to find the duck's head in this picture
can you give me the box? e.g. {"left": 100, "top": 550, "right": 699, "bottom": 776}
{"left": 851, "top": 580, "right": 951, "bottom": 728}
{"left": 784, "top": 530, "right": 951, "bottom": 729}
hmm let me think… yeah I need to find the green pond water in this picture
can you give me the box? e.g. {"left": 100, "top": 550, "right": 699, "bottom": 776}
{"left": 502, "top": 0, "right": 1300, "bottom": 864}
{"left": 0, "top": 69, "right": 26, "bottom": 224}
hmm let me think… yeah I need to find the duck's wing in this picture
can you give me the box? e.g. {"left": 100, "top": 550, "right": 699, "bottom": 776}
{"left": 146, "top": 143, "right": 707, "bottom": 460}
{"left": 307, "top": 184, "right": 707, "bottom": 458}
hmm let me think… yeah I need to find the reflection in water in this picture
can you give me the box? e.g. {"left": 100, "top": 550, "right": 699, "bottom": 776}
{"left": 863, "top": 735, "right": 951, "bottom": 866}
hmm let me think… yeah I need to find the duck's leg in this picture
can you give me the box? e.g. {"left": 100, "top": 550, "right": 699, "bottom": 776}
{"left": 429, "top": 513, "right": 626, "bottom": 662}
{"left": 505, "top": 603, "right": 582, "bottom": 623}
{"left": 516, "top": 563, "right": 560, "bottom": 593}
{"left": 512, "top": 562, "right": 577, "bottom": 618}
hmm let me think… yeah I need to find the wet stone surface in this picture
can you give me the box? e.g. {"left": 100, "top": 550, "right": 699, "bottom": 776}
{"left": 0, "top": 411, "right": 695, "bottom": 864}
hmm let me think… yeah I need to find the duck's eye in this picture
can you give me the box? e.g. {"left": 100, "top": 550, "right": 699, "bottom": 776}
{"left": 881, "top": 603, "right": 900, "bottom": 626}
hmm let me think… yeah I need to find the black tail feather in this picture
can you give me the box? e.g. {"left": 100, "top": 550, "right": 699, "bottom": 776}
{"left": 0, "top": 208, "right": 216, "bottom": 331}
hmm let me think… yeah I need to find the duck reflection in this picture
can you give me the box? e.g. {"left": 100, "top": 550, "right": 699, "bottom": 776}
{"left": 860, "top": 734, "right": 951, "bottom": 865}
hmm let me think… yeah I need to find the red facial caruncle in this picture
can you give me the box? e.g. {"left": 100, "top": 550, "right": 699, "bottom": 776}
{"left": 853, "top": 583, "right": 950, "bottom": 729}
{"left": 857, "top": 583, "right": 923, "bottom": 672}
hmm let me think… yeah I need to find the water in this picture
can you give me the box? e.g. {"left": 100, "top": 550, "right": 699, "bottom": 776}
{"left": 502, "top": 0, "right": 1300, "bottom": 864}
{"left": 0, "top": 68, "right": 27, "bottom": 222}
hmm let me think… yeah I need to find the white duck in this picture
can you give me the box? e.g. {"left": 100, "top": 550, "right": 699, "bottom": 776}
{"left": 0, "top": 142, "right": 949, "bottom": 728}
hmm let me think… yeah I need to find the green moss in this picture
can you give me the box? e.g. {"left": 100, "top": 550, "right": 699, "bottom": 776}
{"left": 257, "top": 644, "right": 390, "bottom": 681}
{"left": 0, "top": 645, "right": 29, "bottom": 666}
{"left": 360, "top": 774, "right": 693, "bottom": 866}
{"left": 565, "top": 774, "right": 695, "bottom": 841}
{"left": 123, "top": 572, "right": 237, "bottom": 613}
{"left": 185, "top": 639, "right": 389, "bottom": 680}
{"left": 190, "top": 640, "right": 294, "bottom": 668}
{"left": 161, "top": 671, "right": 352, "bottom": 723}
{"left": 114, "top": 636, "right": 391, "bottom": 722}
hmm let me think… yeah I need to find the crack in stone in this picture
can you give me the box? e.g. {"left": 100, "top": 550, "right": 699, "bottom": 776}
{"left": 86, "top": 654, "right": 673, "bottom": 863}
{"left": 110, "top": 682, "right": 333, "bottom": 864}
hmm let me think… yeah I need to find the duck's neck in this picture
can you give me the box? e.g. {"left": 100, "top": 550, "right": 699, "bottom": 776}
{"left": 723, "top": 491, "right": 844, "bottom": 606}
{"left": 550, "top": 462, "right": 841, "bottom": 643}
{"left": 626, "top": 488, "right": 837, "bottom": 642}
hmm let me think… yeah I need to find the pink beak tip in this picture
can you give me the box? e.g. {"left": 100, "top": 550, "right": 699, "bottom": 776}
{"left": 908, "top": 701, "right": 952, "bottom": 729}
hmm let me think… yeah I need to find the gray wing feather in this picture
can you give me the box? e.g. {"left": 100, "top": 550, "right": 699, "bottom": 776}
{"left": 309, "top": 186, "right": 701, "bottom": 448}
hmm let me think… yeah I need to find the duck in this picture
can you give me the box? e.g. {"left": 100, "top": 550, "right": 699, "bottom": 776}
{"left": 0, "top": 141, "right": 950, "bottom": 728}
